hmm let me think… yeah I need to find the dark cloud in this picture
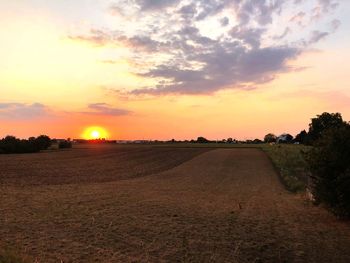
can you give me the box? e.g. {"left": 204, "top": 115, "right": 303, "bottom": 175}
{"left": 219, "top": 17, "right": 229, "bottom": 27}
{"left": 71, "top": 0, "right": 342, "bottom": 95}
{"left": 0, "top": 103, "right": 51, "bottom": 120}
{"left": 134, "top": 45, "right": 300, "bottom": 95}
{"left": 136, "top": 0, "right": 178, "bottom": 11}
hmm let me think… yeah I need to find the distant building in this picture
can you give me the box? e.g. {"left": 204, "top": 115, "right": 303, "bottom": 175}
{"left": 276, "top": 133, "right": 293, "bottom": 144}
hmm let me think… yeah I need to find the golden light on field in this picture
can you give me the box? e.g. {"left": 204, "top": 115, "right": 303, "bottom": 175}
{"left": 82, "top": 126, "right": 109, "bottom": 140}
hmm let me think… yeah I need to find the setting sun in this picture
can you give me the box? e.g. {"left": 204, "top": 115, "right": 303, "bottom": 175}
{"left": 82, "top": 126, "right": 109, "bottom": 140}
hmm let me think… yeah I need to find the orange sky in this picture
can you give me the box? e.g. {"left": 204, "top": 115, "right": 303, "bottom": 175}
{"left": 0, "top": 1, "right": 349, "bottom": 140}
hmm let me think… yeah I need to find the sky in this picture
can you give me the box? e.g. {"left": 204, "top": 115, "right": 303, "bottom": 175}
{"left": 0, "top": 0, "right": 349, "bottom": 140}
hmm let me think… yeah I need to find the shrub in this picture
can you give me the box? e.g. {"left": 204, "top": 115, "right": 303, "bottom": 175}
{"left": 307, "top": 124, "right": 350, "bottom": 218}
{"left": 58, "top": 140, "right": 72, "bottom": 149}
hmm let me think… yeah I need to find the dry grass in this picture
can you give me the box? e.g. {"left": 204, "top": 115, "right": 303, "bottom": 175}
{"left": 261, "top": 144, "right": 311, "bottom": 192}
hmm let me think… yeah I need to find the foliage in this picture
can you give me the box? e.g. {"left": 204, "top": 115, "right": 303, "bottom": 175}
{"left": 295, "top": 130, "right": 308, "bottom": 144}
{"left": 306, "top": 124, "right": 350, "bottom": 217}
{"left": 0, "top": 135, "right": 51, "bottom": 154}
{"left": 262, "top": 144, "right": 310, "bottom": 192}
{"left": 264, "top": 133, "right": 277, "bottom": 143}
{"left": 277, "top": 133, "right": 293, "bottom": 144}
{"left": 308, "top": 112, "right": 344, "bottom": 144}
{"left": 58, "top": 140, "right": 72, "bottom": 149}
{"left": 34, "top": 135, "right": 52, "bottom": 150}
{"left": 196, "top": 136, "right": 210, "bottom": 143}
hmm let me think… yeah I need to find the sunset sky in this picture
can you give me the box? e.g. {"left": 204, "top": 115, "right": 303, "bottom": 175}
{"left": 1, "top": 0, "right": 349, "bottom": 140}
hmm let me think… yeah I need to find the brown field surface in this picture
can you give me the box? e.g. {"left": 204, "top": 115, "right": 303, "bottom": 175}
{"left": 1, "top": 145, "right": 350, "bottom": 262}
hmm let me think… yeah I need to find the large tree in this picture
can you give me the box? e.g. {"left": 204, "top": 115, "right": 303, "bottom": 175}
{"left": 294, "top": 130, "right": 308, "bottom": 144}
{"left": 308, "top": 112, "right": 344, "bottom": 144}
{"left": 307, "top": 123, "right": 350, "bottom": 217}
{"left": 264, "top": 133, "right": 277, "bottom": 143}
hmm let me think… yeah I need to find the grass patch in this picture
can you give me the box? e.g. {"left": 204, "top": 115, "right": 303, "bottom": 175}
{"left": 261, "top": 144, "right": 311, "bottom": 192}
{"left": 0, "top": 248, "right": 30, "bottom": 263}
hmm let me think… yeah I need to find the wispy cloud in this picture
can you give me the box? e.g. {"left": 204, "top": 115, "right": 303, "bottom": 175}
{"left": 308, "top": 30, "right": 329, "bottom": 44}
{"left": 0, "top": 102, "right": 132, "bottom": 121}
{"left": 0, "top": 103, "right": 52, "bottom": 120}
{"left": 82, "top": 103, "right": 132, "bottom": 116}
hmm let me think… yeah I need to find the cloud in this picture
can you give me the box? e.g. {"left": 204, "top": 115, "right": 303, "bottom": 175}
{"left": 311, "top": 0, "right": 339, "bottom": 21}
{"left": 330, "top": 19, "right": 341, "bottom": 32}
{"left": 308, "top": 30, "right": 329, "bottom": 44}
{"left": 219, "top": 17, "right": 229, "bottom": 27}
{"left": 290, "top": 12, "right": 306, "bottom": 26}
{"left": 70, "top": 0, "right": 341, "bottom": 95}
{"left": 0, "top": 103, "right": 51, "bottom": 120}
{"left": 0, "top": 102, "right": 132, "bottom": 121}
{"left": 83, "top": 103, "right": 131, "bottom": 116}
{"left": 132, "top": 46, "right": 300, "bottom": 95}
{"left": 69, "top": 29, "right": 113, "bottom": 46}
{"left": 136, "top": 0, "right": 179, "bottom": 11}
{"left": 273, "top": 27, "right": 292, "bottom": 40}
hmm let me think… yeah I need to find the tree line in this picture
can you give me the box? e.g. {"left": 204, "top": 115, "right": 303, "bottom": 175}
{"left": 0, "top": 136, "right": 72, "bottom": 154}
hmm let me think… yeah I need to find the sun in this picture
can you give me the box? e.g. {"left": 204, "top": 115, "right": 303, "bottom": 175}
{"left": 91, "top": 130, "right": 100, "bottom": 139}
{"left": 82, "top": 126, "right": 109, "bottom": 140}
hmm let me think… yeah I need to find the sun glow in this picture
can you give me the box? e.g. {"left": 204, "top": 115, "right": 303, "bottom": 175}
{"left": 82, "top": 126, "right": 109, "bottom": 140}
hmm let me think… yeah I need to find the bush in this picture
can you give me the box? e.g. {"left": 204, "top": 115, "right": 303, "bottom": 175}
{"left": 34, "top": 135, "right": 51, "bottom": 150}
{"left": 307, "top": 124, "right": 350, "bottom": 217}
{"left": 58, "top": 140, "right": 72, "bottom": 149}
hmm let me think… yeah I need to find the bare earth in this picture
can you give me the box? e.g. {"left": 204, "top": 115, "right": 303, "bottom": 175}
{"left": 1, "top": 146, "right": 350, "bottom": 262}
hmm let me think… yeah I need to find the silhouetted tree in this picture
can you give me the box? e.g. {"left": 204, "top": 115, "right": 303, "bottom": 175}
{"left": 0, "top": 135, "right": 52, "bottom": 154}
{"left": 227, "top": 138, "right": 233, "bottom": 143}
{"left": 295, "top": 130, "right": 308, "bottom": 144}
{"left": 308, "top": 112, "right": 344, "bottom": 144}
{"left": 253, "top": 139, "right": 263, "bottom": 144}
{"left": 197, "top": 137, "right": 209, "bottom": 143}
{"left": 307, "top": 123, "right": 350, "bottom": 217}
{"left": 264, "top": 133, "right": 277, "bottom": 143}
{"left": 34, "top": 135, "right": 51, "bottom": 150}
{"left": 277, "top": 133, "right": 294, "bottom": 143}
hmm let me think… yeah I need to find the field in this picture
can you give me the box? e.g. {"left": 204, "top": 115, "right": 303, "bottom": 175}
{"left": 1, "top": 144, "right": 350, "bottom": 262}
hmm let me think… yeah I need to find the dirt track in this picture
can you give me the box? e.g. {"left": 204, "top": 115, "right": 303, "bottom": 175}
{"left": 1, "top": 148, "right": 350, "bottom": 262}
